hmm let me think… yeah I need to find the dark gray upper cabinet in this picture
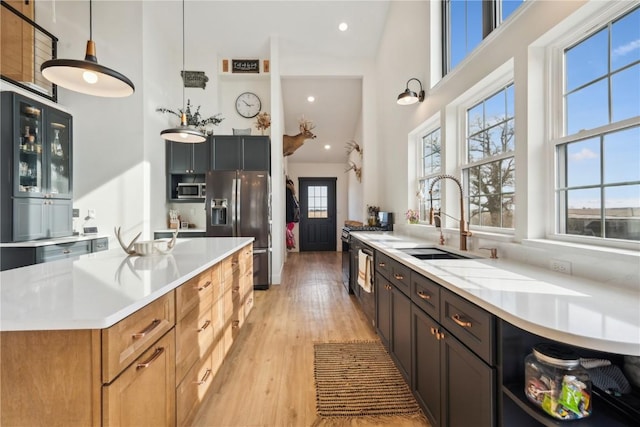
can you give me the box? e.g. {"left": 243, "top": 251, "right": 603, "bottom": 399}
{"left": 211, "top": 135, "right": 270, "bottom": 171}
{"left": 167, "top": 140, "right": 209, "bottom": 174}
{"left": 1, "top": 91, "right": 73, "bottom": 242}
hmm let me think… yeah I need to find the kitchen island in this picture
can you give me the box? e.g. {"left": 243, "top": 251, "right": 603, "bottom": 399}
{"left": 0, "top": 237, "right": 255, "bottom": 426}
{"left": 351, "top": 231, "right": 640, "bottom": 427}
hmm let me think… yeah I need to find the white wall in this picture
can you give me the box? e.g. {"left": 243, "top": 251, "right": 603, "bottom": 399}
{"left": 286, "top": 162, "right": 348, "bottom": 252}
{"left": 374, "top": 0, "right": 639, "bottom": 288}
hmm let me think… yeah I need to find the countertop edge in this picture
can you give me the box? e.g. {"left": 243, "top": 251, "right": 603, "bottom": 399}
{"left": 352, "top": 232, "right": 640, "bottom": 356}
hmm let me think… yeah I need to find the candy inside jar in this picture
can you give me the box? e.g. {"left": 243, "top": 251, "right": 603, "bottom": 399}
{"left": 524, "top": 343, "right": 592, "bottom": 420}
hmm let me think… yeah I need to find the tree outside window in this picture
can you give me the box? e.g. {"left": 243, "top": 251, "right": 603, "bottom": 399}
{"left": 464, "top": 84, "right": 515, "bottom": 228}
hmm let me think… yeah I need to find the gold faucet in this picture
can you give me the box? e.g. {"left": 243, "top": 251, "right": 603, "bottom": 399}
{"left": 428, "top": 174, "right": 472, "bottom": 251}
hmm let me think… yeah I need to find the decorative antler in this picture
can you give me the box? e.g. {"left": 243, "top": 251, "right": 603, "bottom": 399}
{"left": 345, "top": 140, "right": 362, "bottom": 156}
{"left": 114, "top": 227, "right": 141, "bottom": 255}
{"left": 114, "top": 227, "right": 178, "bottom": 256}
{"left": 299, "top": 116, "right": 315, "bottom": 132}
{"left": 345, "top": 161, "right": 362, "bottom": 182}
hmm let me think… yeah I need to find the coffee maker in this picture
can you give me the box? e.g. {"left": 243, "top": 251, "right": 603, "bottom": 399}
{"left": 377, "top": 212, "right": 394, "bottom": 230}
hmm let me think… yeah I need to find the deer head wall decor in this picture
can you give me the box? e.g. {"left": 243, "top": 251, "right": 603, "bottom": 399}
{"left": 283, "top": 117, "right": 316, "bottom": 156}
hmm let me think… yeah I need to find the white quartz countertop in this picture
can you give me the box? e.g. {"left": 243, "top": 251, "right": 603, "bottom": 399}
{"left": 154, "top": 229, "right": 205, "bottom": 233}
{"left": 0, "top": 234, "right": 109, "bottom": 248}
{"left": 352, "top": 231, "right": 640, "bottom": 356}
{"left": 0, "top": 237, "right": 253, "bottom": 332}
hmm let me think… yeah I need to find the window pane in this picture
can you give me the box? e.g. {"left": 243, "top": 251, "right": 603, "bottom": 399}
{"left": 565, "top": 28, "right": 608, "bottom": 92}
{"left": 567, "top": 188, "right": 602, "bottom": 237}
{"left": 468, "top": 166, "right": 481, "bottom": 197}
{"left": 501, "top": 0, "right": 524, "bottom": 22}
{"left": 605, "top": 184, "right": 640, "bottom": 240}
{"left": 501, "top": 157, "right": 516, "bottom": 193}
{"left": 485, "top": 90, "right": 506, "bottom": 127}
{"left": 469, "top": 197, "right": 481, "bottom": 226}
{"left": 506, "top": 84, "right": 515, "bottom": 119}
{"left": 611, "top": 7, "right": 640, "bottom": 72}
{"left": 307, "top": 185, "right": 328, "bottom": 218}
{"left": 468, "top": 132, "right": 487, "bottom": 162}
{"left": 604, "top": 126, "right": 640, "bottom": 184}
{"left": 468, "top": 103, "right": 483, "bottom": 135}
{"left": 611, "top": 64, "right": 640, "bottom": 122}
{"left": 502, "top": 193, "right": 515, "bottom": 228}
{"left": 450, "top": 0, "right": 483, "bottom": 70}
{"left": 566, "top": 138, "right": 601, "bottom": 187}
{"left": 566, "top": 79, "right": 609, "bottom": 135}
{"left": 422, "top": 129, "right": 441, "bottom": 175}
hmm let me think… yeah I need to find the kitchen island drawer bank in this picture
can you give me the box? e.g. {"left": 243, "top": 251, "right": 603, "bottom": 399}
{"left": 0, "top": 237, "right": 254, "bottom": 426}
{"left": 352, "top": 231, "right": 640, "bottom": 427}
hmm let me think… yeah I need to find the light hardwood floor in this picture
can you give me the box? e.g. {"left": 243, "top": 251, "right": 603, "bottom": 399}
{"left": 193, "top": 251, "right": 429, "bottom": 427}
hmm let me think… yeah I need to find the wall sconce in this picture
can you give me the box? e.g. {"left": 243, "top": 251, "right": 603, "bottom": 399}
{"left": 396, "top": 78, "right": 425, "bottom": 105}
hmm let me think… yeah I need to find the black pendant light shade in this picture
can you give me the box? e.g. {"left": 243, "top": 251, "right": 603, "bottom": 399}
{"left": 40, "top": 1, "right": 134, "bottom": 97}
{"left": 397, "top": 78, "right": 425, "bottom": 105}
{"left": 160, "top": 114, "right": 207, "bottom": 143}
{"left": 160, "top": 0, "right": 206, "bottom": 143}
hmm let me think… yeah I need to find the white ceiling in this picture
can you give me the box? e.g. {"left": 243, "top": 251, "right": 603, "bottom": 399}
{"left": 184, "top": 1, "right": 391, "bottom": 163}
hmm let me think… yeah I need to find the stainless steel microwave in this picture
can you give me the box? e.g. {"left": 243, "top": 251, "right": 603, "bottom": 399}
{"left": 177, "top": 182, "right": 205, "bottom": 199}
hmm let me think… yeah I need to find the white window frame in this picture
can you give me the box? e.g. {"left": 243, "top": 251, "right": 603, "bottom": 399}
{"left": 546, "top": 2, "right": 640, "bottom": 250}
{"left": 455, "top": 61, "right": 515, "bottom": 235}
{"left": 410, "top": 114, "right": 441, "bottom": 224}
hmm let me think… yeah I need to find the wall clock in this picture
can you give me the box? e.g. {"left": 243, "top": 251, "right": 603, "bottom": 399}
{"left": 235, "top": 92, "right": 261, "bottom": 118}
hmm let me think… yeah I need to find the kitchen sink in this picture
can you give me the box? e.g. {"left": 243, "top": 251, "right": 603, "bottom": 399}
{"left": 398, "top": 247, "right": 470, "bottom": 260}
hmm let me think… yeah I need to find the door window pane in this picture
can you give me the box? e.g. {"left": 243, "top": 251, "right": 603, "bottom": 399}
{"left": 307, "top": 185, "right": 328, "bottom": 218}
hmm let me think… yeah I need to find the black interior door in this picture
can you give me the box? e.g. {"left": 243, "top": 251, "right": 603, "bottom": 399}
{"left": 299, "top": 177, "right": 336, "bottom": 251}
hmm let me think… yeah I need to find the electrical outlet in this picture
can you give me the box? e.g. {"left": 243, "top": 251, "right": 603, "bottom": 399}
{"left": 550, "top": 259, "right": 572, "bottom": 275}
{"left": 88, "top": 209, "right": 96, "bottom": 218}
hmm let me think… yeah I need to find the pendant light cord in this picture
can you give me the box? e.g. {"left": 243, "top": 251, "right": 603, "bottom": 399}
{"left": 181, "top": 0, "right": 185, "bottom": 111}
{"left": 89, "top": 0, "right": 93, "bottom": 41}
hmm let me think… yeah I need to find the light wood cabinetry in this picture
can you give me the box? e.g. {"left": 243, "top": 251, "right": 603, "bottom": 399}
{"left": 0, "top": 243, "right": 254, "bottom": 426}
{"left": 102, "top": 330, "right": 176, "bottom": 427}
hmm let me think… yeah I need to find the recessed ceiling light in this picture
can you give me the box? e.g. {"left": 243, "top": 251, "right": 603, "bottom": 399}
{"left": 338, "top": 22, "right": 348, "bottom": 32}
{"left": 307, "top": 96, "right": 315, "bottom": 103}
{"left": 324, "top": 145, "right": 331, "bottom": 150}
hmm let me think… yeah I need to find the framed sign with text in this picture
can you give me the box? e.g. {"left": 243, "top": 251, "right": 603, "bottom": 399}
{"left": 231, "top": 59, "right": 260, "bottom": 74}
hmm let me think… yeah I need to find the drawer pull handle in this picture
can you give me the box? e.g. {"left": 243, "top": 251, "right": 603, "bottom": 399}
{"left": 136, "top": 347, "right": 164, "bottom": 369}
{"left": 394, "top": 273, "right": 404, "bottom": 280}
{"left": 232, "top": 320, "right": 240, "bottom": 328}
{"left": 198, "top": 320, "right": 211, "bottom": 332}
{"left": 378, "top": 262, "right": 386, "bottom": 267}
{"left": 63, "top": 249, "right": 71, "bottom": 254}
{"left": 197, "top": 280, "right": 212, "bottom": 291}
{"left": 430, "top": 327, "right": 437, "bottom": 336}
{"left": 232, "top": 286, "right": 240, "bottom": 293}
{"left": 417, "top": 291, "right": 431, "bottom": 300}
{"left": 196, "top": 369, "right": 212, "bottom": 385}
{"left": 132, "top": 319, "right": 161, "bottom": 339}
{"left": 452, "top": 314, "right": 472, "bottom": 328}
{"left": 437, "top": 331, "right": 445, "bottom": 340}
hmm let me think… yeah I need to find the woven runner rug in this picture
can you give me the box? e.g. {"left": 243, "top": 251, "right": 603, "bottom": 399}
{"left": 313, "top": 340, "right": 423, "bottom": 420}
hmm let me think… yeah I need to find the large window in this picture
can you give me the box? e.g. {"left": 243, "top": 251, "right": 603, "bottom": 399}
{"left": 463, "top": 84, "right": 515, "bottom": 229}
{"left": 555, "top": 6, "right": 640, "bottom": 242}
{"left": 444, "top": 0, "right": 525, "bottom": 73}
{"left": 417, "top": 129, "right": 442, "bottom": 221}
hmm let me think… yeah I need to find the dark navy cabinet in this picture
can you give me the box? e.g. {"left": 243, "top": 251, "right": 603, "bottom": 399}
{"left": 1, "top": 91, "right": 73, "bottom": 242}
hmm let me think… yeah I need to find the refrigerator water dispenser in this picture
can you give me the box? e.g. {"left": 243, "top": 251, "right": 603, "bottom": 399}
{"left": 210, "top": 199, "right": 228, "bottom": 225}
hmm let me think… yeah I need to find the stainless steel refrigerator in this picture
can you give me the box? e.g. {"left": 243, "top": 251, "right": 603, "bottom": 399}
{"left": 206, "top": 170, "right": 271, "bottom": 289}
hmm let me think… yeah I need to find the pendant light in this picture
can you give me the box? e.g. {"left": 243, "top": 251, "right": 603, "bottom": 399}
{"left": 40, "top": 0, "right": 134, "bottom": 97}
{"left": 160, "top": 0, "right": 206, "bottom": 143}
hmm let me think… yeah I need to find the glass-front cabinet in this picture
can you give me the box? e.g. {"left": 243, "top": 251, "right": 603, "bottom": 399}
{"left": 15, "top": 96, "right": 72, "bottom": 198}
{"left": 1, "top": 91, "right": 73, "bottom": 242}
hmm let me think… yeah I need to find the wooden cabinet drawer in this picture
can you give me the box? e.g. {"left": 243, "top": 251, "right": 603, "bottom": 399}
{"left": 176, "top": 300, "right": 214, "bottom": 382}
{"left": 374, "top": 251, "right": 392, "bottom": 279}
{"left": 102, "top": 329, "right": 176, "bottom": 427}
{"left": 177, "top": 351, "right": 214, "bottom": 427}
{"left": 411, "top": 272, "right": 440, "bottom": 320}
{"left": 440, "top": 288, "right": 495, "bottom": 365}
{"left": 239, "top": 243, "right": 253, "bottom": 274}
{"left": 222, "top": 252, "right": 241, "bottom": 279}
{"left": 176, "top": 267, "right": 215, "bottom": 321}
{"left": 102, "top": 292, "right": 175, "bottom": 383}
